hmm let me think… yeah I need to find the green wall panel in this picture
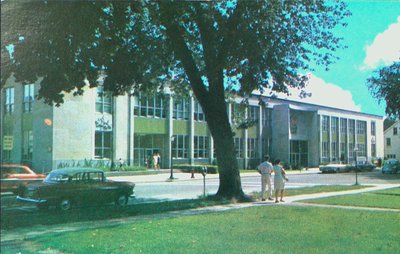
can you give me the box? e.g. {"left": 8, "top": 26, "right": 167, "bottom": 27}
{"left": 134, "top": 118, "right": 168, "bottom": 134}
{"left": 194, "top": 122, "right": 208, "bottom": 136}
{"left": 173, "top": 120, "right": 190, "bottom": 135}
{"left": 357, "top": 135, "right": 366, "bottom": 144}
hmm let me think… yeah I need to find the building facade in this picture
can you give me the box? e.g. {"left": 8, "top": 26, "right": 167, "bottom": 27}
{"left": 1, "top": 77, "right": 384, "bottom": 172}
{"left": 384, "top": 120, "right": 400, "bottom": 160}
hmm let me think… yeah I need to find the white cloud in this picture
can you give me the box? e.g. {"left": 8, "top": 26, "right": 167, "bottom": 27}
{"left": 361, "top": 16, "right": 400, "bottom": 70}
{"left": 276, "top": 74, "right": 361, "bottom": 112}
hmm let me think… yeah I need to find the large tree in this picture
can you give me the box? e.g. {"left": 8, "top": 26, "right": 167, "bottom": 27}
{"left": 1, "top": 0, "right": 349, "bottom": 199}
{"left": 367, "top": 61, "right": 400, "bottom": 118}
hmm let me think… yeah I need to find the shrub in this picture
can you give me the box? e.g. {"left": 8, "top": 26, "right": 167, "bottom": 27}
{"left": 174, "top": 164, "right": 218, "bottom": 174}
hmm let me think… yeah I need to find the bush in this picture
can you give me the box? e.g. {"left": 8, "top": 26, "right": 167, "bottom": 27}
{"left": 174, "top": 164, "right": 218, "bottom": 174}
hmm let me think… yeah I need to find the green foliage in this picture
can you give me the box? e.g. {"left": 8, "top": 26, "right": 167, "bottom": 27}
{"left": 1, "top": 0, "right": 350, "bottom": 198}
{"left": 367, "top": 61, "right": 400, "bottom": 117}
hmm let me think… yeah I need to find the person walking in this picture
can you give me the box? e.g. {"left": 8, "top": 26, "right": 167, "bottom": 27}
{"left": 257, "top": 155, "right": 274, "bottom": 201}
{"left": 153, "top": 152, "right": 161, "bottom": 170}
{"left": 273, "top": 159, "right": 288, "bottom": 203}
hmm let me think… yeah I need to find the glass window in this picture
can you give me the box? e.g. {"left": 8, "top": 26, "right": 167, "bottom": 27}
{"left": 134, "top": 93, "right": 166, "bottom": 118}
{"left": 394, "top": 127, "right": 398, "bottom": 135}
{"left": 194, "top": 136, "right": 209, "bottom": 158}
{"left": 357, "top": 121, "right": 366, "bottom": 135}
{"left": 23, "top": 84, "right": 34, "bottom": 112}
{"left": 5, "top": 87, "right": 15, "bottom": 114}
{"left": 371, "top": 121, "right": 376, "bottom": 136}
{"left": 340, "top": 118, "right": 347, "bottom": 134}
{"left": 348, "top": 120, "right": 355, "bottom": 134}
{"left": 248, "top": 106, "right": 259, "bottom": 122}
{"left": 194, "top": 100, "right": 205, "bottom": 122}
{"left": 331, "top": 117, "right": 338, "bottom": 134}
{"left": 371, "top": 144, "right": 376, "bottom": 157}
{"left": 172, "top": 135, "right": 189, "bottom": 158}
{"left": 331, "top": 142, "right": 337, "bottom": 161}
{"left": 349, "top": 143, "right": 355, "bottom": 159}
{"left": 95, "top": 131, "right": 112, "bottom": 159}
{"left": 386, "top": 138, "right": 391, "bottom": 146}
{"left": 96, "top": 86, "right": 112, "bottom": 113}
{"left": 173, "top": 98, "right": 189, "bottom": 120}
{"left": 322, "top": 141, "right": 329, "bottom": 159}
{"left": 234, "top": 137, "right": 243, "bottom": 158}
{"left": 247, "top": 138, "right": 257, "bottom": 158}
{"left": 322, "top": 116, "right": 329, "bottom": 132}
{"left": 23, "top": 130, "right": 33, "bottom": 160}
{"left": 357, "top": 144, "right": 366, "bottom": 157}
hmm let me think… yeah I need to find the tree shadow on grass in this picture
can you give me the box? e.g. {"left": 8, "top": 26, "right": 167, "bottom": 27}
{"left": 1, "top": 198, "right": 230, "bottom": 230}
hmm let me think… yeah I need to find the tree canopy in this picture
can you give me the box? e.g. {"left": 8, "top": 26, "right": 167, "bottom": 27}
{"left": 1, "top": 0, "right": 350, "bottom": 199}
{"left": 367, "top": 61, "right": 400, "bottom": 118}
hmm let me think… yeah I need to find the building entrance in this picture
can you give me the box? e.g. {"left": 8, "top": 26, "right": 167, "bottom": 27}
{"left": 290, "top": 140, "right": 308, "bottom": 167}
{"left": 133, "top": 134, "right": 165, "bottom": 168}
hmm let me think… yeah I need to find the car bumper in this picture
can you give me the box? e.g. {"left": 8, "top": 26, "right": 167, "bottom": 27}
{"left": 16, "top": 196, "right": 47, "bottom": 204}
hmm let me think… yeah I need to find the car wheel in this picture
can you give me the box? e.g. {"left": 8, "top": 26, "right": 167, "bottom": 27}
{"left": 59, "top": 198, "right": 72, "bottom": 211}
{"left": 115, "top": 194, "right": 128, "bottom": 207}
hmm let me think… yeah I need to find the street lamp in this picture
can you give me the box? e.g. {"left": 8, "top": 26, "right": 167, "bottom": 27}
{"left": 354, "top": 147, "right": 359, "bottom": 185}
{"left": 169, "top": 136, "right": 175, "bottom": 180}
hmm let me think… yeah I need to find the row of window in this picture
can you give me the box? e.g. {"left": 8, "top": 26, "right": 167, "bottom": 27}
{"left": 321, "top": 116, "right": 372, "bottom": 136}
{"left": 322, "top": 141, "right": 367, "bottom": 160}
{"left": 4, "top": 85, "right": 35, "bottom": 114}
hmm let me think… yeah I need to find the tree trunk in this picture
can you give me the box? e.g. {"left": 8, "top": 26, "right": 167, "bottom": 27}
{"left": 202, "top": 96, "right": 246, "bottom": 200}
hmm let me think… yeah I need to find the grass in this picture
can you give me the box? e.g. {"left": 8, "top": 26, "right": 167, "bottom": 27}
{"left": 301, "top": 187, "right": 400, "bottom": 209}
{"left": 251, "top": 184, "right": 368, "bottom": 199}
{"left": 2, "top": 205, "right": 399, "bottom": 254}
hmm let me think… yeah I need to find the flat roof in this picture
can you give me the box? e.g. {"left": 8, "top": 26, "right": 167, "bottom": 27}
{"left": 250, "top": 94, "right": 384, "bottom": 119}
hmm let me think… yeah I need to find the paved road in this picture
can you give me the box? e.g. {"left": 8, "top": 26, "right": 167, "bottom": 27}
{"left": 110, "top": 169, "right": 400, "bottom": 202}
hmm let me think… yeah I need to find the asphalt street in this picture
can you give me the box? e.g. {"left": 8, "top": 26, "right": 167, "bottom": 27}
{"left": 109, "top": 169, "right": 400, "bottom": 202}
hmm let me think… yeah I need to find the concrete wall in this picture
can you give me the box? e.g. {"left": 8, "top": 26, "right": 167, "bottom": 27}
{"left": 271, "top": 104, "right": 290, "bottom": 163}
{"left": 52, "top": 86, "right": 95, "bottom": 169}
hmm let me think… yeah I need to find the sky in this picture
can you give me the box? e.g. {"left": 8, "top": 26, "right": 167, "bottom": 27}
{"left": 279, "top": 1, "right": 400, "bottom": 117}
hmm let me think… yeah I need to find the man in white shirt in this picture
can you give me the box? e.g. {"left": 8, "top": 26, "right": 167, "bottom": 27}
{"left": 257, "top": 155, "right": 274, "bottom": 201}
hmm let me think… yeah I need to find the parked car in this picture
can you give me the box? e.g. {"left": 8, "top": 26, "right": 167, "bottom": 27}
{"left": 346, "top": 162, "right": 377, "bottom": 172}
{"left": 319, "top": 164, "right": 350, "bottom": 173}
{"left": 17, "top": 168, "right": 135, "bottom": 211}
{"left": 1, "top": 164, "right": 46, "bottom": 194}
{"left": 382, "top": 159, "right": 400, "bottom": 174}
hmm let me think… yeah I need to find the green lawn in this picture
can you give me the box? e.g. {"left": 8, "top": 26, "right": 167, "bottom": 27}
{"left": 301, "top": 187, "right": 400, "bottom": 209}
{"left": 3, "top": 205, "right": 399, "bottom": 254}
{"left": 251, "top": 185, "right": 368, "bottom": 199}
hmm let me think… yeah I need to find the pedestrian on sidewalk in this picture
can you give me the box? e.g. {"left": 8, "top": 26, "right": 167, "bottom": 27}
{"left": 273, "top": 159, "right": 289, "bottom": 203}
{"left": 153, "top": 152, "right": 161, "bottom": 170}
{"left": 257, "top": 155, "right": 274, "bottom": 201}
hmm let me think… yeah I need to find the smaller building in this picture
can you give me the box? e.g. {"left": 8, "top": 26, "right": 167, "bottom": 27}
{"left": 384, "top": 120, "right": 400, "bottom": 160}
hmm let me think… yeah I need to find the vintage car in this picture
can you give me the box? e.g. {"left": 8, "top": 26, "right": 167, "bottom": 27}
{"left": 346, "top": 162, "right": 377, "bottom": 172}
{"left": 1, "top": 164, "right": 46, "bottom": 194}
{"left": 17, "top": 167, "right": 135, "bottom": 211}
{"left": 319, "top": 164, "right": 350, "bottom": 173}
{"left": 382, "top": 159, "right": 400, "bottom": 174}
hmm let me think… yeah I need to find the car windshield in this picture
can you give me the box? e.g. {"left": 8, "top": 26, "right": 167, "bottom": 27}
{"left": 44, "top": 172, "right": 71, "bottom": 183}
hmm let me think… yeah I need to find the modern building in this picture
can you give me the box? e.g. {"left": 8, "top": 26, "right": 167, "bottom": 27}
{"left": 1, "top": 76, "right": 384, "bottom": 172}
{"left": 384, "top": 120, "right": 400, "bottom": 160}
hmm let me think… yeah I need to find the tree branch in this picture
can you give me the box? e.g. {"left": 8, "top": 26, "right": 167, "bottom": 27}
{"left": 158, "top": 3, "right": 209, "bottom": 103}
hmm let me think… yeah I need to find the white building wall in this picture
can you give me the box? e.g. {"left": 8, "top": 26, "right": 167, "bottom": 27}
{"left": 52, "top": 86, "right": 95, "bottom": 166}
{"left": 384, "top": 121, "right": 400, "bottom": 159}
